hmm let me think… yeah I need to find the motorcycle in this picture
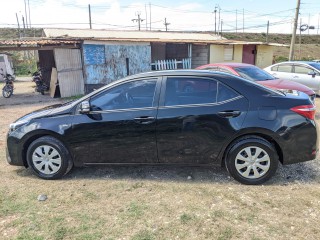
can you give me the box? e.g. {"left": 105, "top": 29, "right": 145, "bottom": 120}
{"left": 32, "top": 69, "right": 49, "bottom": 95}
{"left": 1, "top": 68, "right": 15, "bottom": 98}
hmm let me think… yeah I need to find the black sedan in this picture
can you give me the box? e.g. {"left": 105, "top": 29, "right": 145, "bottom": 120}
{"left": 6, "top": 70, "right": 318, "bottom": 184}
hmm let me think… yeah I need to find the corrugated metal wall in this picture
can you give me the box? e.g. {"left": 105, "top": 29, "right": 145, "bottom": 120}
{"left": 83, "top": 44, "right": 151, "bottom": 86}
{"left": 54, "top": 48, "right": 84, "bottom": 97}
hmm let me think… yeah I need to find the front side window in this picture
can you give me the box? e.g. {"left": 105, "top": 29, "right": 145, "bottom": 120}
{"left": 164, "top": 77, "right": 240, "bottom": 106}
{"left": 294, "top": 65, "right": 315, "bottom": 75}
{"left": 91, "top": 79, "right": 157, "bottom": 111}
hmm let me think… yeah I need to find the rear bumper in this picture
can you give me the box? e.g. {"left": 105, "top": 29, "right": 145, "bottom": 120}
{"left": 281, "top": 120, "right": 318, "bottom": 165}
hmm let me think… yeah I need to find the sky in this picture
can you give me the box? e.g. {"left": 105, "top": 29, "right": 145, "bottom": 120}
{"left": 0, "top": 0, "right": 320, "bottom": 34}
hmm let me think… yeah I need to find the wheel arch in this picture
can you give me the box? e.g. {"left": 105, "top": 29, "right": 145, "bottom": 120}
{"left": 219, "top": 129, "right": 284, "bottom": 167}
{"left": 21, "top": 130, "right": 72, "bottom": 167}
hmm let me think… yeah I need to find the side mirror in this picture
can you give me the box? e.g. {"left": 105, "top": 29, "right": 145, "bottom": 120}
{"left": 308, "top": 71, "right": 316, "bottom": 78}
{"left": 79, "top": 101, "right": 90, "bottom": 114}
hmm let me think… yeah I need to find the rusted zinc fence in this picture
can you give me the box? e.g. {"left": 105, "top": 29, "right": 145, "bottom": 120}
{"left": 151, "top": 58, "right": 191, "bottom": 70}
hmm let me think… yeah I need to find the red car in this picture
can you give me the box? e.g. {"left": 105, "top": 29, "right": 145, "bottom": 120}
{"left": 196, "top": 63, "right": 316, "bottom": 102}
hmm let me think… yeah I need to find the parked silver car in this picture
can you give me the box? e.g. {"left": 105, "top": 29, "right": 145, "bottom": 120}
{"left": 264, "top": 61, "right": 320, "bottom": 94}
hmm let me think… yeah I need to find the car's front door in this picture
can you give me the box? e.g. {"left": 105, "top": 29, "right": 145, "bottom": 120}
{"left": 68, "top": 78, "right": 161, "bottom": 164}
{"left": 292, "top": 64, "right": 320, "bottom": 91}
{"left": 156, "top": 76, "right": 248, "bottom": 165}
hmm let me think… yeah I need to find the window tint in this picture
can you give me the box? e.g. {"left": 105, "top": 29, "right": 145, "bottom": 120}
{"left": 294, "top": 65, "right": 312, "bottom": 74}
{"left": 164, "top": 77, "right": 240, "bottom": 106}
{"left": 165, "top": 77, "right": 218, "bottom": 106}
{"left": 276, "top": 64, "right": 292, "bottom": 73}
{"left": 217, "top": 83, "right": 239, "bottom": 102}
{"left": 91, "top": 79, "right": 157, "bottom": 110}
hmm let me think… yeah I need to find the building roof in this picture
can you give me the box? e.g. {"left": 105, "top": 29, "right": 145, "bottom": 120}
{"left": 43, "top": 28, "right": 287, "bottom": 46}
{"left": 0, "top": 38, "right": 80, "bottom": 46}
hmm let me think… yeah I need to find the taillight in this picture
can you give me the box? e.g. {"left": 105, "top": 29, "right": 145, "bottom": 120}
{"left": 290, "top": 105, "right": 316, "bottom": 120}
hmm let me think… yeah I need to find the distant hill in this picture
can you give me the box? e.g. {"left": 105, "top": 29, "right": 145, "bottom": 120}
{"left": 0, "top": 28, "right": 42, "bottom": 39}
{"left": 223, "top": 32, "right": 320, "bottom": 45}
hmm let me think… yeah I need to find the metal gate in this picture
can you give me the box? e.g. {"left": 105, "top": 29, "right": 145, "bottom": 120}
{"left": 54, "top": 48, "right": 84, "bottom": 97}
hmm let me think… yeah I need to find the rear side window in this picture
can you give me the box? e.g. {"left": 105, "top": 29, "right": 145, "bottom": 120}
{"left": 275, "top": 64, "right": 292, "bottom": 73}
{"left": 217, "top": 83, "right": 239, "bottom": 102}
{"left": 164, "top": 77, "right": 239, "bottom": 106}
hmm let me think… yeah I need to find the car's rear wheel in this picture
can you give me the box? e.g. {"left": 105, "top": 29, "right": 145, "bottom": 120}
{"left": 225, "top": 136, "right": 278, "bottom": 185}
{"left": 27, "top": 136, "right": 73, "bottom": 180}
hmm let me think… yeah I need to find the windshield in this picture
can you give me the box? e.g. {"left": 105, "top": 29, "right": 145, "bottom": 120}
{"left": 234, "top": 66, "right": 276, "bottom": 81}
{"left": 309, "top": 63, "right": 320, "bottom": 71}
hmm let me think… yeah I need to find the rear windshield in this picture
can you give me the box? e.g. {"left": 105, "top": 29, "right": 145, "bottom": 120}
{"left": 234, "top": 67, "right": 276, "bottom": 81}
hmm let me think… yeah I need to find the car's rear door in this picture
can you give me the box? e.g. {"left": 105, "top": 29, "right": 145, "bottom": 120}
{"left": 268, "top": 63, "right": 293, "bottom": 80}
{"left": 156, "top": 76, "right": 249, "bottom": 165}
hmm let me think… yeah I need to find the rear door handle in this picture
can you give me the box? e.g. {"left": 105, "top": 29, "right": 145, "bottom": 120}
{"left": 134, "top": 116, "right": 155, "bottom": 124}
{"left": 218, "top": 111, "right": 241, "bottom": 118}
{"left": 293, "top": 75, "right": 299, "bottom": 78}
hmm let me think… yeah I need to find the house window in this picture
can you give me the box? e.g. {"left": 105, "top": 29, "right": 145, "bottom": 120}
{"left": 224, "top": 45, "right": 234, "bottom": 61}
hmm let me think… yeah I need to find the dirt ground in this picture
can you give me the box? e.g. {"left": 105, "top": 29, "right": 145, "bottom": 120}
{"left": 1, "top": 81, "right": 320, "bottom": 240}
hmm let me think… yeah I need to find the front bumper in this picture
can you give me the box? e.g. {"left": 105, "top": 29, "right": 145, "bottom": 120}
{"left": 6, "top": 134, "right": 25, "bottom": 167}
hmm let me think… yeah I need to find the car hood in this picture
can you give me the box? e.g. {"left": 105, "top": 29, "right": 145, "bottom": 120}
{"left": 258, "top": 79, "right": 315, "bottom": 96}
{"left": 14, "top": 101, "right": 75, "bottom": 123}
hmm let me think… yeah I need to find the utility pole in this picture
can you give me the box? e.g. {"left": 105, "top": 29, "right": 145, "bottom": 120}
{"left": 22, "top": 16, "right": 26, "bottom": 37}
{"left": 149, "top": 3, "right": 152, "bottom": 31}
{"left": 24, "top": 0, "right": 28, "bottom": 28}
{"left": 164, "top": 18, "right": 170, "bottom": 31}
{"left": 243, "top": 8, "right": 244, "bottom": 33}
{"left": 16, "top": 13, "right": 21, "bottom": 38}
{"left": 266, "top": 21, "right": 269, "bottom": 42}
{"left": 318, "top": 13, "right": 320, "bottom": 35}
{"left": 145, "top": 4, "right": 148, "bottom": 30}
{"left": 289, "top": 0, "right": 300, "bottom": 61}
{"left": 88, "top": 4, "right": 92, "bottom": 29}
{"left": 236, "top": 9, "right": 238, "bottom": 33}
{"left": 28, "top": 0, "right": 31, "bottom": 28}
{"left": 218, "top": 6, "right": 221, "bottom": 34}
{"left": 299, "top": 18, "right": 302, "bottom": 59}
{"left": 308, "top": 13, "right": 310, "bottom": 34}
{"left": 220, "top": 19, "right": 223, "bottom": 37}
{"left": 215, "top": 6, "right": 218, "bottom": 34}
{"left": 132, "top": 12, "right": 144, "bottom": 31}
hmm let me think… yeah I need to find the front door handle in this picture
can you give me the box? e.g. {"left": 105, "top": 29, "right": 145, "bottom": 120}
{"left": 218, "top": 111, "right": 241, "bottom": 118}
{"left": 134, "top": 116, "right": 155, "bottom": 124}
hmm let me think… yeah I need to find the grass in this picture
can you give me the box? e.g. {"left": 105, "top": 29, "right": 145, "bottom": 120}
{"left": 1, "top": 99, "right": 320, "bottom": 239}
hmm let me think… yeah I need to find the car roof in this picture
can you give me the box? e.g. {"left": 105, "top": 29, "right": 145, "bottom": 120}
{"left": 198, "top": 63, "right": 256, "bottom": 68}
{"left": 274, "top": 61, "right": 316, "bottom": 65}
{"left": 121, "top": 69, "right": 233, "bottom": 79}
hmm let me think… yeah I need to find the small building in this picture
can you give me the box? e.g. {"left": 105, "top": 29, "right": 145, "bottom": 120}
{"left": 0, "top": 29, "right": 285, "bottom": 97}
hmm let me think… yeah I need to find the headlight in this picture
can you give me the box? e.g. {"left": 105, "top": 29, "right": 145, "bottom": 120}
{"left": 279, "top": 89, "right": 299, "bottom": 96}
{"left": 9, "top": 120, "right": 29, "bottom": 133}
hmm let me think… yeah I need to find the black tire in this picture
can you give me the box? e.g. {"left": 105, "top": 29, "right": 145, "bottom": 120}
{"left": 2, "top": 85, "right": 13, "bottom": 98}
{"left": 225, "top": 136, "right": 278, "bottom": 185}
{"left": 26, "top": 136, "right": 73, "bottom": 180}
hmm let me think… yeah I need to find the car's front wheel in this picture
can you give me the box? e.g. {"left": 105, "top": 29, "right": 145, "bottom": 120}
{"left": 225, "top": 136, "right": 279, "bottom": 185}
{"left": 27, "top": 136, "right": 73, "bottom": 180}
